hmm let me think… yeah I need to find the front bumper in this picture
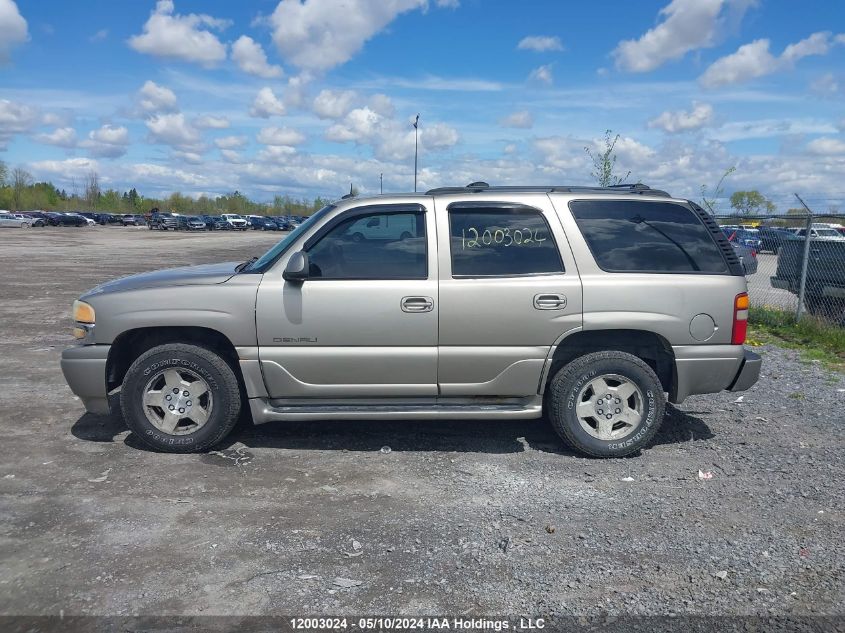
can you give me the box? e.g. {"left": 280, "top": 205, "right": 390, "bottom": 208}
{"left": 60, "top": 344, "right": 110, "bottom": 415}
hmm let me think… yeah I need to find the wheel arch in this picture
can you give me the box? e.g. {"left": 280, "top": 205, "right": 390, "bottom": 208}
{"left": 542, "top": 329, "right": 676, "bottom": 396}
{"left": 106, "top": 326, "right": 241, "bottom": 393}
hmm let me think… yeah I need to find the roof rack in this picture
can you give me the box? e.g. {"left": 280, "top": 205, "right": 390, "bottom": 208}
{"left": 425, "top": 182, "right": 671, "bottom": 197}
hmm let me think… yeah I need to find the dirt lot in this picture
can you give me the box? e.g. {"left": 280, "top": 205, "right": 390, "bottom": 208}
{"left": 1, "top": 227, "right": 844, "bottom": 620}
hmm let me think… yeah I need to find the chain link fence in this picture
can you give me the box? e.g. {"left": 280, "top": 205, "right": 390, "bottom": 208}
{"left": 713, "top": 212, "right": 845, "bottom": 325}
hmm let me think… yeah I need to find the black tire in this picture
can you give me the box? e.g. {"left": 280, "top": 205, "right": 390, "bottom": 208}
{"left": 547, "top": 351, "right": 666, "bottom": 458}
{"left": 120, "top": 343, "right": 242, "bottom": 453}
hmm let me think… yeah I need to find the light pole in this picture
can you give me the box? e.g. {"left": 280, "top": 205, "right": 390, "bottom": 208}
{"left": 413, "top": 114, "right": 420, "bottom": 192}
{"left": 380, "top": 172, "right": 383, "bottom": 194}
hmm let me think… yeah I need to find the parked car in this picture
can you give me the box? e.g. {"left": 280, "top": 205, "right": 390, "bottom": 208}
{"left": 271, "top": 216, "right": 293, "bottom": 230}
{"left": 11, "top": 213, "right": 44, "bottom": 227}
{"left": 186, "top": 216, "right": 208, "bottom": 231}
{"left": 65, "top": 212, "right": 95, "bottom": 226}
{"left": 148, "top": 211, "right": 187, "bottom": 230}
{"left": 221, "top": 213, "right": 248, "bottom": 230}
{"left": 0, "top": 211, "right": 31, "bottom": 228}
{"left": 61, "top": 182, "right": 760, "bottom": 458}
{"left": 211, "top": 216, "right": 231, "bottom": 230}
{"left": 772, "top": 234, "right": 845, "bottom": 319}
{"left": 794, "top": 227, "right": 845, "bottom": 240}
{"left": 45, "top": 212, "right": 86, "bottom": 226}
{"left": 757, "top": 226, "right": 794, "bottom": 253}
{"left": 731, "top": 242, "right": 758, "bottom": 275}
{"left": 248, "top": 216, "right": 279, "bottom": 231}
{"left": 722, "top": 227, "right": 761, "bottom": 251}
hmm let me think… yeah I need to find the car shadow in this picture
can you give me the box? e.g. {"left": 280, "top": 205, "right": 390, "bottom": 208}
{"left": 70, "top": 402, "right": 713, "bottom": 457}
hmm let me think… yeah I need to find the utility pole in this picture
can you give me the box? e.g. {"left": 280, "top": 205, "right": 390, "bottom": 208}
{"left": 413, "top": 114, "right": 420, "bottom": 192}
{"left": 380, "top": 173, "right": 383, "bottom": 194}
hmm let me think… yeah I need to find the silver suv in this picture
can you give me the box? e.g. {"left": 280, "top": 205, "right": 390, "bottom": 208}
{"left": 61, "top": 183, "right": 761, "bottom": 457}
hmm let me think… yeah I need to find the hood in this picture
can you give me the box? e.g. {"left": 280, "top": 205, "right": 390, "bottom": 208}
{"left": 82, "top": 261, "right": 241, "bottom": 297}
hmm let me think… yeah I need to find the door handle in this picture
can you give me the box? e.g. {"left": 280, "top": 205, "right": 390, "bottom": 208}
{"left": 534, "top": 294, "right": 567, "bottom": 310}
{"left": 401, "top": 296, "right": 434, "bottom": 313}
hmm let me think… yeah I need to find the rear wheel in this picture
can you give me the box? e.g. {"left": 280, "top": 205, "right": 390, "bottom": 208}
{"left": 120, "top": 343, "right": 242, "bottom": 453}
{"left": 547, "top": 351, "right": 666, "bottom": 457}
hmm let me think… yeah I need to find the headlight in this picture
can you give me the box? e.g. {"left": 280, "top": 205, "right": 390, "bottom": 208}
{"left": 72, "top": 300, "right": 95, "bottom": 324}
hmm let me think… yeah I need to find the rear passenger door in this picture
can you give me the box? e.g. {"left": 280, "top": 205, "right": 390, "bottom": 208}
{"left": 434, "top": 195, "right": 582, "bottom": 397}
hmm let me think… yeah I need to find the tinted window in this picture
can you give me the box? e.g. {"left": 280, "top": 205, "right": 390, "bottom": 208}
{"left": 570, "top": 200, "right": 728, "bottom": 273}
{"left": 448, "top": 206, "right": 564, "bottom": 277}
{"left": 306, "top": 211, "right": 426, "bottom": 279}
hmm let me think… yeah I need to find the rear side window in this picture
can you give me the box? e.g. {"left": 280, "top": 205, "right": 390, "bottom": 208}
{"left": 570, "top": 200, "right": 729, "bottom": 274}
{"left": 448, "top": 205, "right": 564, "bottom": 277}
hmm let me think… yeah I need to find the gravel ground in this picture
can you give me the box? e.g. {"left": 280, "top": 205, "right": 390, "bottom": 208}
{"left": 0, "top": 227, "right": 843, "bottom": 622}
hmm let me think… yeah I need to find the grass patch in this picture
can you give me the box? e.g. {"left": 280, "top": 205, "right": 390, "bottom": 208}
{"left": 749, "top": 306, "right": 845, "bottom": 371}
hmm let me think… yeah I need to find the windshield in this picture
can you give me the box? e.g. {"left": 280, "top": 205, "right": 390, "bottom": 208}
{"left": 247, "top": 204, "right": 335, "bottom": 272}
{"left": 815, "top": 229, "right": 840, "bottom": 237}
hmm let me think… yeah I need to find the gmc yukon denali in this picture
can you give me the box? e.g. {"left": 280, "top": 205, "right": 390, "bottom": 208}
{"left": 61, "top": 182, "right": 761, "bottom": 457}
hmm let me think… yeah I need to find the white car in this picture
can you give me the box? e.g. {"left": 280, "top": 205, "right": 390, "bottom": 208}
{"left": 0, "top": 211, "right": 31, "bottom": 228}
{"left": 221, "top": 213, "right": 248, "bottom": 230}
{"left": 66, "top": 213, "right": 96, "bottom": 226}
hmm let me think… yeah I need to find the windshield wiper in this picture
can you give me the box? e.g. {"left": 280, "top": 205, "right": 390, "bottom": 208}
{"left": 235, "top": 256, "right": 258, "bottom": 272}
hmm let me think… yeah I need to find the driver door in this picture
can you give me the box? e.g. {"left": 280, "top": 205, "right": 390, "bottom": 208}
{"left": 255, "top": 203, "right": 439, "bottom": 398}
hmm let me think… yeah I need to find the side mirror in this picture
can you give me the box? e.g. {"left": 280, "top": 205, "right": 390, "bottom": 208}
{"left": 283, "top": 250, "right": 309, "bottom": 282}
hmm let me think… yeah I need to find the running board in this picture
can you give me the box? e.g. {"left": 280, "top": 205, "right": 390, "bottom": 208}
{"left": 249, "top": 398, "right": 543, "bottom": 423}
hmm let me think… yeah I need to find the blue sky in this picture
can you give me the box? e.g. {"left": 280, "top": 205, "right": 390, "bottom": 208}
{"left": 1, "top": 0, "right": 844, "bottom": 210}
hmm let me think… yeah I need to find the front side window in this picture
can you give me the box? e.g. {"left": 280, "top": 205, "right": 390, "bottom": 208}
{"left": 448, "top": 205, "right": 564, "bottom": 277}
{"left": 570, "top": 199, "right": 729, "bottom": 274}
{"left": 306, "top": 210, "right": 427, "bottom": 279}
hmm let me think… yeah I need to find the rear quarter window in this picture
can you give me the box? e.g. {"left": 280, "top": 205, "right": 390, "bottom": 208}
{"left": 569, "top": 199, "right": 729, "bottom": 274}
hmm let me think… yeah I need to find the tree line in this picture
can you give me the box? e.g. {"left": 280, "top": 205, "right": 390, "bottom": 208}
{"left": 0, "top": 161, "right": 331, "bottom": 217}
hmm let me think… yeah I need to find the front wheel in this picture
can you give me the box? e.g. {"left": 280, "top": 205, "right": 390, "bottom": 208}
{"left": 547, "top": 351, "right": 666, "bottom": 458}
{"left": 120, "top": 343, "right": 242, "bottom": 453}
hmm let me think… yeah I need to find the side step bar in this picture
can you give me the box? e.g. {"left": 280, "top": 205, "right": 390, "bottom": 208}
{"left": 249, "top": 398, "right": 543, "bottom": 424}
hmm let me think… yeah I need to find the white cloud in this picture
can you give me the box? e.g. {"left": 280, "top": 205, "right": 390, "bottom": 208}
{"left": 231, "top": 35, "right": 284, "bottom": 78}
{"left": 145, "top": 112, "right": 202, "bottom": 148}
{"left": 81, "top": 124, "right": 131, "bottom": 158}
{"left": 368, "top": 93, "right": 395, "bottom": 117}
{"left": 128, "top": 0, "right": 228, "bottom": 67}
{"left": 249, "top": 86, "right": 286, "bottom": 118}
{"left": 194, "top": 115, "right": 230, "bottom": 129}
{"left": 89, "top": 28, "right": 108, "bottom": 42}
{"left": 781, "top": 31, "right": 833, "bottom": 64}
{"left": 613, "top": 0, "right": 736, "bottom": 73}
{"left": 0, "top": 0, "right": 28, "bottom": 62}
{"left": 326, "top": 107, "right": 457, "bottom": 161}
{"left": 810, "top": 73, "right": 840, "bottom": 97}
{"left": 312, "top": 89, "right": 358, "bottom": 119}
{"left": 220, "top": 149, "right": 243, "bottom": 163}
{"left": 214, "top": 135, "right": 247, "bottom": 149}
{"left": 138, "top": 80, "right": 178, "bottom": 113}
{"left": 325, "top": 107, "right": 382, "bottom": 143}
{"left": 499, "top": 110, "right": 534, "bottom": 129}
{"left": 269, "top": 0, "right": 428, "bottom": 71}
{"left": 528, "top": 64, "right": 553, "bottom": 84}
{"left": 172, "top": 150, "right": 204, "bottom": 164}
{"left": 517, "top": 36, "right": 563, "bottom": 52}
{"left": 648, "top": 102, "right": 714, "bottom": 133}
{"left": 0, "top": 98, "right": 38, "bottom": 147}
{"left": 700, "top": 32, "right": 841, "bottom": 87}
{"left": 257, "top": 126, "right": 306, "bottom": 146}
{"left": 36, "top": 126, "right": 77, "bottom": 148}
{"left": 806, "top": 137, "right": 845, "bottom": 156}
{"left": 30, "top": 157, "right": 99, "bottom": 180}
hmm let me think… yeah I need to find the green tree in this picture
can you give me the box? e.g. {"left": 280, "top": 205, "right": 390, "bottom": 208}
{"left": 12, "top": 167, "right": 32, "bottom": 211}
{"left": 729, "top": 190, "right": 774, "bottom": 216}
{"left": 0, "top": 159, "right": 8, "bottom": 186}
{"left": 585, "top": 129, "right": 631, "bottom": 187}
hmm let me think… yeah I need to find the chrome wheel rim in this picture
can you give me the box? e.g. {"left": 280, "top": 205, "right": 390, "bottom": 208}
{"left": 142, "top": 368, "right": 213, "bottom": 435}
{"left": 575, "top": 373, "right": 644, "bottom": 440}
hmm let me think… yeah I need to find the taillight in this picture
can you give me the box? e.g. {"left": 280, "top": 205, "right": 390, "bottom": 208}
{"left": 751, "top": 249, "right": 757, "bottom": 259}
{"left": 732, "top": 293, "right": 749, "bottom": 345}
